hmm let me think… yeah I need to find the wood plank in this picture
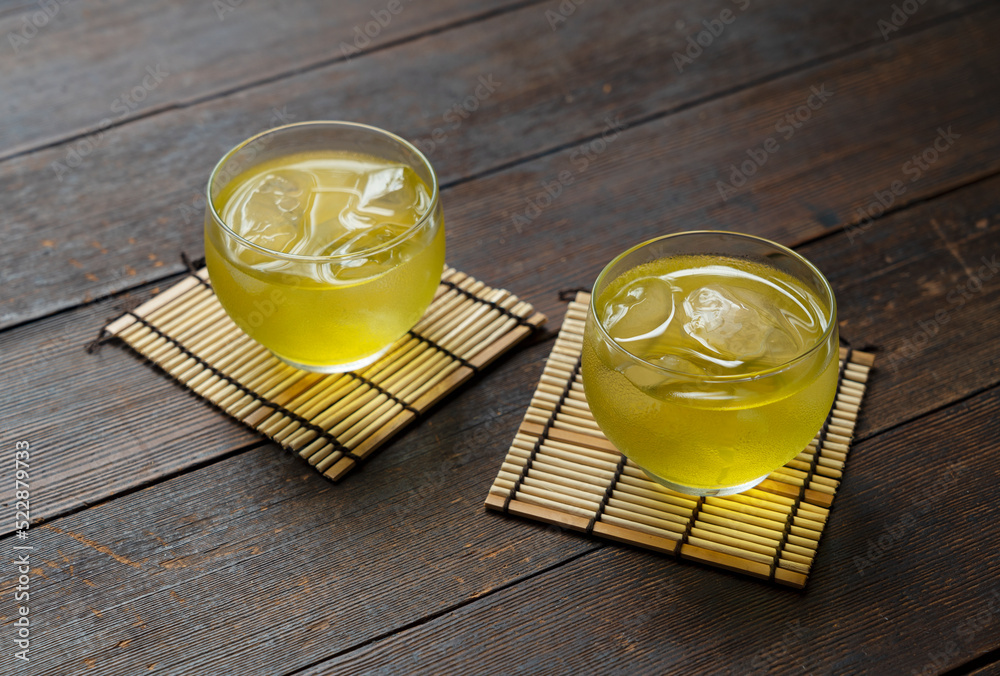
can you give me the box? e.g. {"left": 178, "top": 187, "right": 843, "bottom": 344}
{"left": 967, "top": 659, "right": 1000, "bottom": 676}
{"left": 444, "top": 5, "right": 1000, "bottom": 322}
{"left": 2, "top": 133, "right": 998, "bottom": 541}
{"left": 0, "top": 429, "right": 599, "bottom": 674}
{"left": 287, "top": 387, "right": 1000, "bottom": 675}
{"left": 3, "top": 2, "right": 997, "bottom": 672}
{"left": 2, "top": 0, "right": 975, "bottom": 159}
{"left": 800, "top": 181, "right": 1000, "bottom": 438}
{"left": 0, "top": 0, "right": 987, "bottom": 329}
{"left": 0, "top": 0, "right": 531, "bottom": 157}
{"left": 0, "top": 277, "right": 262, "bottom": 521}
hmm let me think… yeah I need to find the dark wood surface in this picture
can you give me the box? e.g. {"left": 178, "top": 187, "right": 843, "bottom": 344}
{"left": 2, "top": 1, "right": 998, "bottom": 673}
{"left": 3, "top": 0, "right": 990, "bottom": 328}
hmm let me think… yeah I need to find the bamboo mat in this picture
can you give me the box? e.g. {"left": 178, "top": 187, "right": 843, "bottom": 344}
{"left": 485, "top": 292, "right": 874, "bottom": 589}
{"left": 96, "top": 263, "right": 546, "bottom": 481}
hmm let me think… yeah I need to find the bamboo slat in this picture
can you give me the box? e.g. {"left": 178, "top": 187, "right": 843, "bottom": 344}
{"left": 103, "top": 264, "right": 546, "bottom": 481}
{"left": 485, "top": 291, "right": 875, "bottom": 589}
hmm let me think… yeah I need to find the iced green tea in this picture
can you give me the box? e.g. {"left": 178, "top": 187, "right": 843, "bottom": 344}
{"left": 582, "top": 234, "right": 838, "bottom": 495}
{"left": 204, "top": 123, "right": 445, "bottom": 372}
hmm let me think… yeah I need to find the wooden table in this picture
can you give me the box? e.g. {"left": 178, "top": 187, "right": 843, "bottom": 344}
{"left": 3, "top": 1, "right": 999, "bottom": 673}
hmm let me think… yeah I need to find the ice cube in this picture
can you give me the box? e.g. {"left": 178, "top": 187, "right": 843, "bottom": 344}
{"left": 313, "top": 223, "right": 414, "bottom": 282}
{"left": 320, "top": 255, "right": 392, "bottom": 283}
{"left": 359, "top": 167, "right": 404, "bottom": 205}
{"left": 354, "top": 166, "right": 431, "bottom": 222}
{"left": 622, "top": 354, "right": 704, "bottom": 387}
{"left": 319, "top": 223, "right": 410, "bottom": 257}
{"left": 258, "top": 172, "right": 303, "bottom": 196}
{"left": 227, "top": 170, "right": 311, "bottom": 258}
{"left": 603, "top": 276, "right": 677, "bottom": 345}
{"left": 621, "top": 362, "right": 668, "bottom": 390}
{"left": 681, "top": 285, "right": 797, "bottom": 364}
{"left": 234, "top": 192, "right": 303, "bottom": 252}
{"left": 649, "top": 354, "right": 707, "bottom": 376}
{"left": 617, "top": 352, "right": 711, "bottom": 403}
{"left": 276, "top": 196, "right": 300, "bottom": 213}
{"left": 335, "top": 205, "right": 378, "bottom": 232}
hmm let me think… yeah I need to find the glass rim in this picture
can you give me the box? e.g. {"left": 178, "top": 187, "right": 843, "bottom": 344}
{"left": 589, "top": 230, "right": 838, "bottom": 382}
{"left": 205, "top": 120, "right": 441, "bottom": 263}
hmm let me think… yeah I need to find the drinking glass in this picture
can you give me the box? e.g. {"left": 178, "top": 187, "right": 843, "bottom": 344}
{"left": 581, "top": 231, "right": 838, "bottom": 496}
{"left": 204, "top": 121, "right": 445, "bottom": 373}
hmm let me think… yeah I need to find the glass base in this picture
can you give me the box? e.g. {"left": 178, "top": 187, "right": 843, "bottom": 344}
{"left": 273, "top": 343, "right": 393, "bottom": 374}
{"left": 640, "top": 468, "right": 770, "bottom": 497}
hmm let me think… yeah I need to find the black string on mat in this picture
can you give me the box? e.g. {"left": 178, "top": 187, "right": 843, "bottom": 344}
{"left": 342, "top": 370, "right": 419, "bottom": 416}
{"left": 180, "top": 252, "right": 213, "bottom": 290}
{"left": 558, "top": 288, "right": 591, "bottom": 302}
{"left": 796, "top": 346, "right": 852, "bottom": 500}
{"left": 503, "top": 357, "right": 582, "bottom": 513}
{"left": 586, "top": 454, "right": 628, "bottom": 535}
{"left": 768, "top": 513, "right": 796, "bottom": 582}
{"left": 85, "top": 296, "right": 145, "bottom": 354}
{"left": 84, "top": 323, "right": 116, "bottom": 354}
{"left": 678, "top": 496, "right": 706, "bottom": 550}
{"left": 439, "top": 279, "right": 536, "bottom": 331}
{"left": 769, "top": 346, "right": 853, "bottom": 581}
{"left": 85, "top": 257, "right": 544, "bottom": 474}
{"left": 126, "top": 312, "right": 363, "bottom": 464}
{"left": 406, "top": 330, "right": 480, "bottom": 375}
{"left": 840, "top": 334, "right": 878, "bottom": 354}
{"left": 86, "top": 255, "right": 209, "bottom": 354}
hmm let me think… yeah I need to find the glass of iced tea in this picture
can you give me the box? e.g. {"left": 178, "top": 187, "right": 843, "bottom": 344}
{"left": 582, "top": 231, "right": 838, "bottom": 496}
{"left": 204, "top": 121, "right": 445, "bottom": 372}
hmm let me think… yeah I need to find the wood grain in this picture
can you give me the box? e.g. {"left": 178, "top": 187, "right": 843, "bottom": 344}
{"left": 0, "top": 0, "right": 990, "bottom": 329}
{"left": 4, "top": 2, "right": 1000, "bottom": 671}
{"left": 967, "top": 659, "right": 1000, "bottom": 676}
{"left": 443, "top": 5, "right": 1000, "bottom": 321}
{"left": 0, "top": 0, "right": 533, "bottom": 157}
{"left": 293, "top": 387, "right": 1000, "bottom": 675}
{"left": 8, "top": 377, "right": 996, "bottom": 675}
{"left": 2, "top": 0, "right": 975, "bottom": 158}
{"left": 795, "top": 178, "right": 1000, "bottom": 439}
{"left": 0, "top": 421, "right": 599, "bottom": 675}
{"left": 2, "top": 141, "right": 997, "bottom": 540}
{"left": 0, "top": 275, "right": 553, "bottom": 530}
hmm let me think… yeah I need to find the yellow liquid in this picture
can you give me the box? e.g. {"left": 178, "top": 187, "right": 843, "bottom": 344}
{"left": 582, "top": 255, "right": 837, "bottom": 493}
{"left": 205, "top": 150, "right": 445, "bottom": 370}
